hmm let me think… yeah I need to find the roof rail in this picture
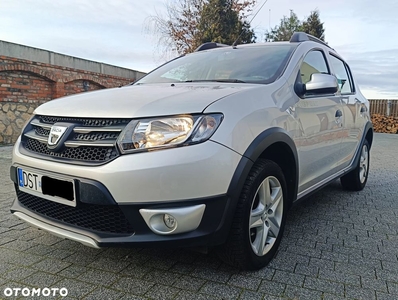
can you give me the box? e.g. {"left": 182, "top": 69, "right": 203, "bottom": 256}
{"left": 195, "top": 42, "right": 229, "bottom": 52}
{"left": 290, "top": 32, "right": 333, "bottom": 50}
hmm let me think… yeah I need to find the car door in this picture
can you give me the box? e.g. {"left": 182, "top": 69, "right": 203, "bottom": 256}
{"left": 293, "top": 49, "right": 345, "bottom": 194}
{"left": 328, "top": 54, "right": 364, "bottom": 168}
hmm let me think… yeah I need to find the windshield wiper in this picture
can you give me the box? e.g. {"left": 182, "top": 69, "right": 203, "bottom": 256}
{"left": 185, "top": 79, "right": 246, "bottom": 83}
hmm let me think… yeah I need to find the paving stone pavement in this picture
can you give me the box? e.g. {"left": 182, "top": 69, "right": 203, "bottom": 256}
{"left": 0, "top": 133, "right": 397, "bottom": 299}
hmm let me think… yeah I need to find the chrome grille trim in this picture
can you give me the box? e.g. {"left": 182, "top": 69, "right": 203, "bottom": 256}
{"left": 30, "top": 119, "right": 52, "bottom": 130}
{"left": 73, "top": 126, "right": 124, "bottom": 134}
{"left": 64, "top": 140, "right": 115, "bottom": 148}
{"left": 24, "top": 130, "right": 48, "bottom": 143}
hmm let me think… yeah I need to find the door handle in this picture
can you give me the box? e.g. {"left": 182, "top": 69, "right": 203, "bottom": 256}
{"left": 335, "top": 109, "right": 343, "bottom": 126}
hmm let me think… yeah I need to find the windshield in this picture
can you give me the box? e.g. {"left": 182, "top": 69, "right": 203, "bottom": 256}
{"left": 136, "top": 44, "right": 295, "bottom": 85}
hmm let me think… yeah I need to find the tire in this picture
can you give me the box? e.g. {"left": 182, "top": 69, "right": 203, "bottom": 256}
{"left": 219, "top": 159, "right": 288, "bottom": 270}
{"left": 340, "top": 139, "right": 370, "bottom": 191}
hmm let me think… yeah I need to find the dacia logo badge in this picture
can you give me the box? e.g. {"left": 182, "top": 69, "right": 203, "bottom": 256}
{"left": 48, "top": 125, "right": 68, "bottom": 147}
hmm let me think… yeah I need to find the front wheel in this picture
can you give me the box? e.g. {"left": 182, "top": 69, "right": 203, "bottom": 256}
{"left": 219, "top": 159, "right": 288, "bottom": 270}
{"left": 340, "top": 139, "right": 370, "bottom": 191}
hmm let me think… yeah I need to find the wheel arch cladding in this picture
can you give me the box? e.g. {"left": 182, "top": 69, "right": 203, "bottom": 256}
{"left": 350, "top": 121, "right": 373, "bottom": 170}
{"left": 227, "top": 127, "right": 298, "bottom": 209}
{"left": 365, "top": 122, "right": 374, "bottom": 149}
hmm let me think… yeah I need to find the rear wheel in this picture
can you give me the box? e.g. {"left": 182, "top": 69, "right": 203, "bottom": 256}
{"left": 340, "top": 139, "right": 370, "bottom": 191}
{"left": 219, "top": 159, "right": 288, "bottom": 270}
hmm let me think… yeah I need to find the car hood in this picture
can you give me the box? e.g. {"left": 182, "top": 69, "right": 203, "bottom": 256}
{"left": 35, "top": 83, "right": 258, "bottom": 118}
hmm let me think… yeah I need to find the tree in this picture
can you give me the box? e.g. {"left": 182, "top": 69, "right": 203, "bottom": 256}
{"left": 146, "top": 0, "right": 203, "bottom": 57}
{"left": 301, "top": 10, "right": 325, "bottom": 41}
{"left": 265, "top": 9, "right": 325, "bottom": 42}
{"left": 265, "top": 10, "right": 301, "bottom": 42}
{"left": 199, "top": 0, "right": 256, "bottom": 46}
{"left": 146, "top": 0, "right": 256, "bottom": 56}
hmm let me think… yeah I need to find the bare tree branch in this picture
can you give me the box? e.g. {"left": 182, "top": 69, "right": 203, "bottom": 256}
{"left": 145, "top": 0, "right": 256, "bottom": 56}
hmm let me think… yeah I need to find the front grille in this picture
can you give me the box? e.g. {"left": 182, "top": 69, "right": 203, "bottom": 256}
{"left": 26, "top": 139, "right": 118, "bottom": 161}
{"left": 21, "top": 115, "right": 131, "bottom": 165}
{"left": 17, "top": 190, "right": 134, "bottom": 236}
{"left": 35, "top": 127, "right": 50, "bottom": 136}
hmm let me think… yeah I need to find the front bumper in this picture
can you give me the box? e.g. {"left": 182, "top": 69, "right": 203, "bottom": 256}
{"left": 10, "top": 136, "right": 243, "bottom": 247}
{"left": 13, "top": 137, "right": 241, "bottom": 203}
{"left": 10, "top": 188, "right": 232, "bottom": 248}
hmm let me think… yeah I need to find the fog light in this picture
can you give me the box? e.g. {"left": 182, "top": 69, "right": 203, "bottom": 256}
{"left": 163, "top": 214, "right": 177, "bottom": 229}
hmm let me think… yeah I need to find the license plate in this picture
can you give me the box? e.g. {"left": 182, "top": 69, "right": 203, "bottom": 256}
{"left": 18, "top": 168, "right": 42, "bottom": 192}
{"left": 17, "top": 167, "right": 76, "bottom": 207}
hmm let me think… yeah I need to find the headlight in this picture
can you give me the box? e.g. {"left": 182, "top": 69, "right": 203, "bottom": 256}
{"left": 117, "top": 114, "right": 223, "bottom": 154}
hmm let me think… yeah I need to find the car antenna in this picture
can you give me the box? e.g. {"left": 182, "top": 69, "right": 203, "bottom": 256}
{"left": 232, "top": 0, "right": 269, "bottom": 47}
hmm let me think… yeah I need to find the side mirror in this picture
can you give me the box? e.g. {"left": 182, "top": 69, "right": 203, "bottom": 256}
{"left": 304, "top": 73, "right": 338, "bottom": 95}
{"left": 295, "top": 73, "right": 339, "bottom": 97}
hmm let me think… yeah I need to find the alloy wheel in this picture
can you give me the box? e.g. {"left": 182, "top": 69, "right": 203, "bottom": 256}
{"left": 249, "top": 176, "right": 284, "bottom": 256}
{"left": 359, "top": 144, "right": 369, "bottom": 184}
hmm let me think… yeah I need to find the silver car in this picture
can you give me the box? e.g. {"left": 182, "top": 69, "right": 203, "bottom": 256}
{"left": 10, "top": 32, "right": 373, "bottom": 270}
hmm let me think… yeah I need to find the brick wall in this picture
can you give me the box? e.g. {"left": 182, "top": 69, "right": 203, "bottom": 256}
{"left": 0, "top": 55, "right": 139, "bottom": 144}
{"left": 64, "top": 80, "right": 104, "bottom": 96}
{"left": 1, "top": 70, "right": 53, "bottom": 103}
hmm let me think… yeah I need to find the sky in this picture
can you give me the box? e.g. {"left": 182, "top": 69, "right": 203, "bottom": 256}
{"left": 0, "top": 0, "right": 397, "bottom": 99}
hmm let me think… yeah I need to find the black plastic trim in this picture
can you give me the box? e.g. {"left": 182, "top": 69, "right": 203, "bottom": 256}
{"left": 10, "top": 166, "right": 17, "bottom": 184}
{"left": 10, "top": 193, "right": 232, "bottom": 247}
{"left": 243, "top": 127, "right": 299, "bottom": 205}
{"left": 213, "top": 128, "right": 299, "bottom": 238}
{"left": 290, "top": 32, "right": 333, "bottom": 49}
{"left": 242, "top": 128, "right": 298, "bottom": 164}
{"left": 78, "top": 179, "right": 117, "bottom": 206}
{"left": 351, "top": 121, "right": 373, "bottom": 166}
{"left": 11, "top": 193, "right": 132, "bottom": 239}
{"left": 195, "top": 42, "right": 229, "bottom": 51}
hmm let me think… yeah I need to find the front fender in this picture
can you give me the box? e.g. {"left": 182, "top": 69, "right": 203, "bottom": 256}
{"left": 214, "top": 128, "right": 298, "bottom": 241}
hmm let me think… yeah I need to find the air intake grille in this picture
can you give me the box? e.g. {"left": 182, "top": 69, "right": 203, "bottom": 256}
{"left": 26, "top": 139, "right": 118, "bottom": 161}
{"left": 17, "top": 190, "right": 134, "bottom": 236}
{"left": 21, "top": 115, "right": 130, "bottom": 165}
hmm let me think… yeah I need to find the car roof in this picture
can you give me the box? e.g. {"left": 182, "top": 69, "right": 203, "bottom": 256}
{"left": 195, "top": 32, "right": 333, "bottom": 52}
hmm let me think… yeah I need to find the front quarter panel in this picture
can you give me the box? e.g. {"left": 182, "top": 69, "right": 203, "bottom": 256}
{"left": 206, "top": 80, "right": 301, "bottom": 156}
